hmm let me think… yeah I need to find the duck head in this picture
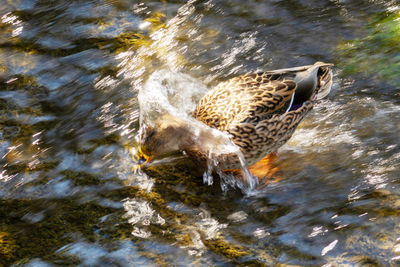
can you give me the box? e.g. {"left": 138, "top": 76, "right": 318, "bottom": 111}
{"left": 291, "top": 62, "right": 333, "bottom": 105}
{"left": 267, "top": 61, "right": 333, "bottom": 107}
{"left": 136, "top": 114, "right": 238, "bottom": 168}
{"left": 137, "top": 115, "right": 191, "bottom": 166}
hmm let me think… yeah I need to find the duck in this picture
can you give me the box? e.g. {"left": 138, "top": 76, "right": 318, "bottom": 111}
{"left": 137, "top": 61, "right": 333, "bottom": 173}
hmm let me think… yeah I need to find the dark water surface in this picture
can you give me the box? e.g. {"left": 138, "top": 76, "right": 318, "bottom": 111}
{"left": 1, "top": 0, "right": 400, "bottom": 265}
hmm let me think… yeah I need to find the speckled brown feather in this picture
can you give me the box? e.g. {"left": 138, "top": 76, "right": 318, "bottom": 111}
{"left": 191, "top": 64, "right": 332, "bottom": 168}
{"left": 193, "top": 73, "right": 296, "bottom": 131}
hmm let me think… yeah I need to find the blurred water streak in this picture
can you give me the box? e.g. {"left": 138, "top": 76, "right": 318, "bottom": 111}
{"left": 0, "top": 0, "right": 399, "bottom": 265}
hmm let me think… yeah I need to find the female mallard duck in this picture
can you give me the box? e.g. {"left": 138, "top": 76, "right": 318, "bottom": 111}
{"left": 138, "top": 62, "right": 333, "bottom": 171}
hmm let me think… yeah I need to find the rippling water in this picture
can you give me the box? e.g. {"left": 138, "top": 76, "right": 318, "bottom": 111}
{"left": 1, "top": 0, "right": 400, "bottom": 265}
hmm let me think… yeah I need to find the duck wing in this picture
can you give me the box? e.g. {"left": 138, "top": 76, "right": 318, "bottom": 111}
{"left": 227, "top": 99, "right": 314, "bottom": 165}
{"left": 193, "top": 73, "right": 297, "bottom": 132}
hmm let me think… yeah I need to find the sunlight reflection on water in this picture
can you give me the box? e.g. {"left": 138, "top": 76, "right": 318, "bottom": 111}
{"left": 1, "top": 0, "right": 400, "bottom": 266}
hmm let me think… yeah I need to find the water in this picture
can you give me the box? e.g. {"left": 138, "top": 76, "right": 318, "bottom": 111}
{"left": 1, "top": 0, "right": 400, "bottom": 265}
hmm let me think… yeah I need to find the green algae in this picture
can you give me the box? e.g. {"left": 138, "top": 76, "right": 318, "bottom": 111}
{"left": 204, "top": 237, "right": 249, "bottom": 258}
{"left": 0, "top": 198, "right": 118, "bottom": 266}
{"left": 144, "top": 12, "right": 167, "bottom": 32}
{"left": 0, "top": 75, "right": 50, "bottom": 146}
{"left": 60, "top": 170, "right": 106, "bottom": 186}
{"left": 337, "top": 10, "right": 400, "bottom": 86}
{"left": 0, "top": 231, "right": 16, "bottom": 261}
{"left": 0, "top": 6, "right": 176, "bottom": 61}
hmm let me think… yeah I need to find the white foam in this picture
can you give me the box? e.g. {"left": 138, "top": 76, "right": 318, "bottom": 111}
{"left": 139, "top": 69, "right": 258, "bottom": 191}
{"left": 139, "top": 69, "right": 208, "bottom": 125}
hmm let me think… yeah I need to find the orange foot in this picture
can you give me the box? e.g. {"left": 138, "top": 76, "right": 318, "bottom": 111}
{"left": 223, "top": 152, "right": 283, "bottom": 185}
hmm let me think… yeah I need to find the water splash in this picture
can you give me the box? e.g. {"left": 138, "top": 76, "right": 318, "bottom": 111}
{"left": 138, "top": 69, "right": 208, "bottom": 125}
{"left": 139, "top": 69, "right": 258, "bottom": 191}
{"left": 122, "top": 198, "right": 165, "bottom": 238}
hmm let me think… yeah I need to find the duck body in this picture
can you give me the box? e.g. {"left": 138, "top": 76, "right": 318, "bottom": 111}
{"left": 140, "top": 62, "right": 333, "bottom": 170}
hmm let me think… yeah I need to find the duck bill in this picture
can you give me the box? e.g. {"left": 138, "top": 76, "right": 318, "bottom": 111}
{"left": 133, "top": 147, "right": 152, "bottom": 170}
